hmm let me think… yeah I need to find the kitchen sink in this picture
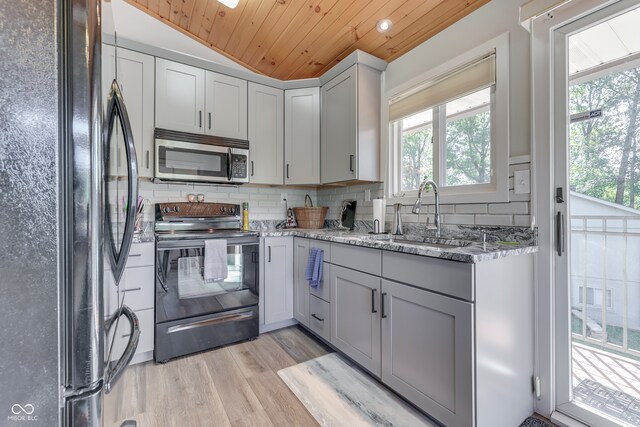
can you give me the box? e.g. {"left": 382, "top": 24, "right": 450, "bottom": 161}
{"left": 361, "top": 234, "right": 473, "bottom": 249}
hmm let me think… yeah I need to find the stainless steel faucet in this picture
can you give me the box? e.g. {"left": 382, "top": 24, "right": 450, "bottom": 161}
{"left": 412, "top": 178, "right": 441, "bottom": 237}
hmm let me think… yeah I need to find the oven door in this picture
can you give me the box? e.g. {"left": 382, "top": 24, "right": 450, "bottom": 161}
{"left": 155, "top": 139, "right": 232, "bottom": 183}
{"left": 155, "top": 237, "right": 259, "bottom": 325}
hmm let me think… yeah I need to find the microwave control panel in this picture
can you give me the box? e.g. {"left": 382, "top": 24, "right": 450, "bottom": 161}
{"left": 231, "top": 154, "right": 247, "bottom": 179}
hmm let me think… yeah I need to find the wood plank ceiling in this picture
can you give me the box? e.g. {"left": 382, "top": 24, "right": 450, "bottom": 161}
{"left": 125, "top": 0, "right": 491, "bottom": 80}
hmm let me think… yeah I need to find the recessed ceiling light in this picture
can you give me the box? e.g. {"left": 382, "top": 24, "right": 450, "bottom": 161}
{"left": 376, "top": 19, "right": 393, "bottom": 33}
{"left": 217, "top": 0, "right": 239, "bottom": 8}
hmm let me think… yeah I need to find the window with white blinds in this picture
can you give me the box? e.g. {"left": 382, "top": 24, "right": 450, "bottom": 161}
{"left": 386, "top": 34, "right": 509, "bottom": 204}
{"left": 389, "top": 52, "right": 496, "bottom": 122}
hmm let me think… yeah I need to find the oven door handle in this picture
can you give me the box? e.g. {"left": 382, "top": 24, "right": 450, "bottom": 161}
{"left": 227, "top": 148, "right": 233, "bottom": 181}
{"left": 156, "top": 238, "right": 260, "bottom": 250}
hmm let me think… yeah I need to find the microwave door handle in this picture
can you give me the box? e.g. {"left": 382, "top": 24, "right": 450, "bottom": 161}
{"left": 227, "top": 148, "right": 233, "bottom": 181}
{"left": 104, "top": 80, "right": 139, "bottom": 284}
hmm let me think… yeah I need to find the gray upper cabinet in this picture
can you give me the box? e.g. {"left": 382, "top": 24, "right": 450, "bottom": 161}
{"left": 293, "top": 237, "right": 310, "bottom": 326}
{"left": 205, "top": 71, "right": 247, "bottom": 140}
{"left": 248, "top": 82, "right": 284, "bottom": 185}
{"left": 155, "top": 58, "right": 206, "bottom": 134}
{"left": 102, "top": 45, "right": 155, "bottom": 179}
{"left": 321, "top": 64, "right": 381, "bottom": 184}
{"left": 156, "top": 59, "right": 248, "bottom": 140}
{"left": 381, "top": 279, "right": 474, "bottom": 427}
{"left": 330, "top": 264, "right": 381, "bottom": 377}
{"left": 285, "top": 87, "right": 320, "bottom": 185}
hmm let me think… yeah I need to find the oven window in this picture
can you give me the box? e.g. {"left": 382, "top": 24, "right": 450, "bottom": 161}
{"left": 158, "top": 146, "right": 227, "bottom": 177}
{"left": 156, "top": 243, "right": 259, "bottom": 323}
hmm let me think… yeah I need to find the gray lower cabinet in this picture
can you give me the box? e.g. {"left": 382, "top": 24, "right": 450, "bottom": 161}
{"left": 381, "top": 279, "right": 474, "bottom": 427}
{"left": 330, "top": 265, "right": 381, "bottom": 377}
{"left": 263, "top": 237, "right": 293, "bottom": 325}
{"left": 293, "top": 237, "right": 310, "bottom": 326}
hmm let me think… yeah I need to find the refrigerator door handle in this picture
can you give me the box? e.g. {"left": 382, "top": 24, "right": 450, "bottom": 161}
{"left": 104, "top": 79, "right": 139, "bottom": 284}
{"left": 104, "top": 304, "right": 140, "bottom": 393}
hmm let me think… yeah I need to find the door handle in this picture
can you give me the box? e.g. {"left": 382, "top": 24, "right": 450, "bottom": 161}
{"left": 208, "top": 112, "right": 212, "bottom": 130}
{"left": 349, "top": 155, "right": 354, "bottom": 172}
{"left": 556, "top": 211, "right": 565, "bottom": 256}
{"left": 104, "top": 304, "right": 140, "bottom": 393}
{"left": 146, "top": 150, "right": 149, "bottom": 169}
{"left": 199, "top": 110, "right": 203, "bottom": 128}
{"left": 286, "top": 164, "right": 289, "bottom": 180}
{"left": 371, "top": 288, "right": 377, "bottom": 313}
{"left": 251, "top": 161, "right": 254, "bottom": 177}
{"left": 311, "top": 314, "right": 324, "bottom": 322}
{"left": 268, "top": 246, "right": 271, "bottom": 262}
{"left": 381, "top": 292, "right": 387, "bottom": 318}
{"left": 227, "top": 148, "right": 233, "bottom": 181}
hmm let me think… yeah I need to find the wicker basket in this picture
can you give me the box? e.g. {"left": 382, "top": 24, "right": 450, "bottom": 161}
{"left": 292, "top": 194, "right": 328, "bottom": 229}
{"left": 292, "top": 207, "right": 328, "bottom": 229}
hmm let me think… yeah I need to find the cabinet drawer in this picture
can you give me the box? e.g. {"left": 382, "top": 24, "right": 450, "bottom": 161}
{"left": 310, "top": 262, "right": 331, "bottom": 303}
{"left": 309, "top": 239, "right": 331, "bottom": 262}
{"left": 330, "top": 243, "right": 381, "bottom": 276}
{"left": 309, "top": 295, "right": 330, "bottom": 342}
{"left": 382, "top": 251, "right": 474, "bottom": 301}
{"left": 105, "top": 266, "right": 155, "bottom": 313}
{"left": 126, "top": 242, "right": 155, "bottom": 268}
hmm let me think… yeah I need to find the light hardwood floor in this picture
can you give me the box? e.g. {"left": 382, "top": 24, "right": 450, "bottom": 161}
{"left": 104, "top": 326, "right": 332, "bottom": 427}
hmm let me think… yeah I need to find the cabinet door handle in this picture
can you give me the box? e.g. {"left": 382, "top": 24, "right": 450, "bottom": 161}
{"left": 129, "top": 254, "right": 141, "bottom": 257}
{"left": 381, "top": 292, "right": 387, "bottom": 318}
{"left": 251, "top": 161, "right": 254, "bottom": 177}
{"left": 371, "top": 288, "right": 377, "bottom": 313}
{"left": 268, "top": 246, "right": 271, "bottom": 262}
{"left": 208, "top": 112, "right": 212, "bottom": 130}
{"left": 286, "top": 164, "right": 289, "bottom": 179}
{"left": 349, "top": 155, "right": 354, "bottom": 172}
{"left": 146, "top": 150, "right": 149, "bottom": 169}
{"left": 199, "top": 110, "right": 203, "bottom": 128}
{"left": 311, "top": 313, "right": 324, "bottom": 322}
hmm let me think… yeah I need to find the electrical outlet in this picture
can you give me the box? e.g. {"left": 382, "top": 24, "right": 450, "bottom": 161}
{"left": 280, "top": 193, "right": 288, "bottom": 204}
{"left": 514, "top": 169, "right": 531, "bottom": 194}
{"left": 364, "top": 189, "right": 371, "bottom": 202}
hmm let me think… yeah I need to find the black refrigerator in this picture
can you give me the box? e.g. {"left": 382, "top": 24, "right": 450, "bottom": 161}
{"left": 0, "top": 0, "right": 140, "bottom": 425}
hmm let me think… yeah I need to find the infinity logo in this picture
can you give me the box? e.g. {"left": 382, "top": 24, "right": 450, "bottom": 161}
{"left": 11, "top": 404, "right": 34, "bottom": 415}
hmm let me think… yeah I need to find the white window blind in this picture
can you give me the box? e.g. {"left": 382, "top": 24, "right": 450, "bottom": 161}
{"left": 389, "top": 51, "right": 496, "bottom": 122}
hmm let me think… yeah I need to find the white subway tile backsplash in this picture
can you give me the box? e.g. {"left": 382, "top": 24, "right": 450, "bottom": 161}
{"left": 442, "top": 214, "right": 476, "bottom": 225}
{"left": 488, "top": 202, "right": 529, "bottom": 215}
{"left": 513, "top": 215, "right": 532, "bottom": 227}
{"left": 475, "top": 214, "right": 513, "bottom": 226}
{"left": 455, "top": 204, "right": 488, "bottom": 214}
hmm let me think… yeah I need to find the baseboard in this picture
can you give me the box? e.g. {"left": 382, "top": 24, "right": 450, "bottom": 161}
{"left": 131, "top": 350, "right": 153, "bottom": 365}
{"left": 260, "top": 318, "right": 298, "bottom": 334}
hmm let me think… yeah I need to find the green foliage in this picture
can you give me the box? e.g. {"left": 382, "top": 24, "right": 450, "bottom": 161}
{"left": 569, "top": 67, "right": 640, "bottom": 210}
{"left": 445, "top": 111, "right": 491, "bottom": 186}
{"left": 401, "top": 127, "right": 433, "bottom": 191}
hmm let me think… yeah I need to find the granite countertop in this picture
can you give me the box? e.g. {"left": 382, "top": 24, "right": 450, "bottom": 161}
{"left": 258, "top": 228, "right": 538, "bottom": 263}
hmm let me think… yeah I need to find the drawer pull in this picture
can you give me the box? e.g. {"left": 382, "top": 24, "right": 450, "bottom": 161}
{"left": 129, "top": 254, "right": 141, "bottom": 258}
{"left": 121, "top": 287, "right": 142, "bottom": 293}
{"left": 311, "top": 314, "right": 324, "bottom": 322}
{"left": 371, "top": 288, "right": 377, "bottom": 313}
{"left": 381, "top": 292, "right": 388, "bottom": 318}
{"left": 167, "top": 311, "right": 254, "bottom": 333}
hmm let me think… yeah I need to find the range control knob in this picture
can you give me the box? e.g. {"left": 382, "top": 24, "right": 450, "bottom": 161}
{"left": 174, "top": 206, "right": 180, "bottom": 213}
{"left": 163, "top": 207, "right": 170, "bottom": 214}
{"left": 220, "top": 206, "right": 226, "bottom": 213}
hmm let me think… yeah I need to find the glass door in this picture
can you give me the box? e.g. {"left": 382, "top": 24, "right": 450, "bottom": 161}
{"left": 554, "top": 1, "right": 640, "bottom": 425}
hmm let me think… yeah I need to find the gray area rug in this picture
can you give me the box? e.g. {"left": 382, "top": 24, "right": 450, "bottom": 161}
{"left": 278, "top": 353, "right": 437, "bottom": 426}
{"left": 519, "top": 417, "right": 554, "bottom": 427}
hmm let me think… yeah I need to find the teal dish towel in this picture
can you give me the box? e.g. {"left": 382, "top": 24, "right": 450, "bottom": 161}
{"left": 305, "top": 248, "right": 324, "bottom": 288}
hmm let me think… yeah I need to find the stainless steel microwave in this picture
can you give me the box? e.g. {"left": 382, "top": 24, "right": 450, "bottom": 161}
{"left": 154, "top": 128, "right": 249, "bottom": 184}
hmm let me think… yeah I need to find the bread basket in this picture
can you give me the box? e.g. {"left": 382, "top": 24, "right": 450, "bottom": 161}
{"left": 292, "top": 195, "right": 328, "bottom": 229}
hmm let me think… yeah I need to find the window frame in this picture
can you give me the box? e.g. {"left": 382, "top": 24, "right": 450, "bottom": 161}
{"left": 385, "top": 33, "right": 510, "bottom": 204}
